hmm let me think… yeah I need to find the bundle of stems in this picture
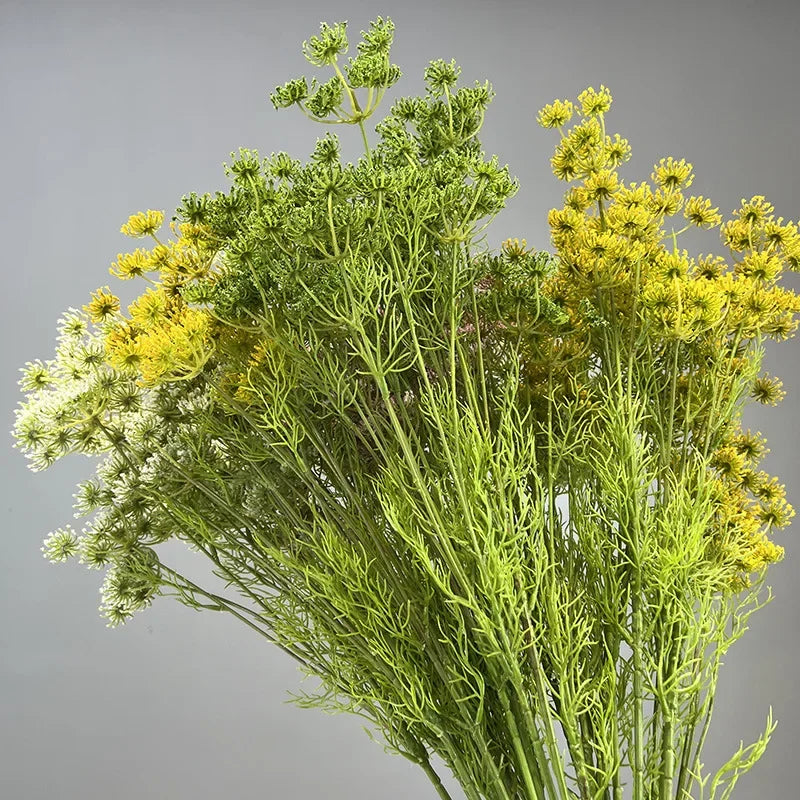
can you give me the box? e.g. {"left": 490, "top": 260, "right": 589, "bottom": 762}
{"left": 13, "top": 17, "right": 800, "bottom": 800}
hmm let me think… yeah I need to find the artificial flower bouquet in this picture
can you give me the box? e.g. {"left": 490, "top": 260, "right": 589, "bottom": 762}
{"left": 13, "top": 17, "right": 800, "bottom": 800}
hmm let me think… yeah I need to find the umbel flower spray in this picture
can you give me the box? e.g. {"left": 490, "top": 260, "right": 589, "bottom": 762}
{"left": 13, "top": 17, "right": 800, "bottom": 800}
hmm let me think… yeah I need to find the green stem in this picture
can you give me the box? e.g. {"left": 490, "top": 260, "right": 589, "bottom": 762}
{"left": 358, "top": 119, "right": 373, "bottom": 167}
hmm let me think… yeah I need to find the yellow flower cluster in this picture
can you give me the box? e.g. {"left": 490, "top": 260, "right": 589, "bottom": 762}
{"left": 535, "top": 87, "right": 800, "bottom": 348}
{"left": 106, "top": 287, "right": 213, "bottom": 385}
{"left": 533, "top": 86, "right": 800, "bottom": 587}
{"left": 101, "top": 210, "right": 222, "bottom": 385}
{"left": 111, "top": 211, "right": 218, "bottom": 286}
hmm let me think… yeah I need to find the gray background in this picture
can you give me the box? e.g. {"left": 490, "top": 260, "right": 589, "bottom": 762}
{"left": 1, "top": 0, "right": 798, "bottom": 797}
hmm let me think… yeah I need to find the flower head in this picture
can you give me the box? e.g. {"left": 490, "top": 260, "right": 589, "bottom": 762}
{"left": 652, "top": 157, "right": 694, "bottom": 192}
{"left": 303, "top": 21, "right": 349, "bottom": 67}
{"left": 120, "top": 210, "right": 164, "bottom": 238}
{"left": 752, "top": 374, "right": 785, "bottom": 405}
{"left": 84, "top": 287, "right": 120, "bottom": 323}
{"left": 537, "top": 99, "right": 575, "bottom": 129}
{"left": 110, "top": 249, "right": 153, "bottom": 280}
{"left": 577, "top": 85, "right": 613, "bottom": 117}
{"left": 41, "top": 526, "right": 80, "bottom": 562}
{"left": 684, "top": 196, "right": 722, "bottom": 229}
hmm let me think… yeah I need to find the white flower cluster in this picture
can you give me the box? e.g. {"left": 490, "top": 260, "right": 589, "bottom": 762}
{"left": 12, "top": 307, "right": 226, "bottom": 626}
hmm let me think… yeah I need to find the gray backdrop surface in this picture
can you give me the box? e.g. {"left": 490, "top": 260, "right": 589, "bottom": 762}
{"left": 1, "top": 0, "right": 798, "bottom": 798}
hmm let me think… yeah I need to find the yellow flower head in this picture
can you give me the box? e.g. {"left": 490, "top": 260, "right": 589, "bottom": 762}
{"left": 641, "top": 280, "right": 679, "bottom": 314}
{"left": 711, "top": 445, "right": 747, "bottom": 481}
{"left": 684, "top": 196, "right": 722, "bottom": 229}
{"left": 763, "top": 217, "right": 798, "bottom": 250}
{"left": 551, "top": 143, "right": 580, "bottom": 182}
{"left": 752, "top": 374, "right": 785, "bottom": 405}
{"left": 741, "top": 285, "right": 777, "bottom": 329}
{"left": 736, "top": 195, "right": 775, "bottom": 226}
{"left": 737, "top": 531, "right": 784, "bottom": 574}
{"left": 654, "top": 250, "right": 693, "bottom": 280}
{"left": 563, "top": 186, "right": 594, "bottom": 212}
{"left": 754, "top": 473, "right": 787, "bottom": 503}
{"left": 756, "top": 497, "right": 795, "bottom": 530}
{"left": 120, "top": 209, "right": 165, "bottom": 238}
{"left": 135, "top": 307, "right": 213, "bottom": 386}
{"left": 548, "top": 206, "right": 584, "bottom": 237}
{"left": 129, "top": 287, "right": 171, "bottom": 330}
{"left": 721, "top": 218, "right": 753, "bottom": 252}
{"left": 110, "top": 248, "right": 153, "bottom": 280}
{"left": 537, "top": 98, "right": 575, "bottom": 129}
{"left": 149, "top": 244, "right": 173, "bottom": 271}
{"left": 606, "top": 203, "right": 651, "bottom": 240}
{"left": 729, "top": 429, "right": 768, "bottom": 464}
{"left": 648, "top": 188, "right": 683, "bottom": 219}
{"left": 614, "top": 181, "right": 652, "bottom": 210}
{"left": 84, "top": 286, "right": 120, "bottom": 323}
{"left": 603, "top": 133, "right": 631, "bottom": 168}
{"left": 696, "top": 253, "right": 727, "bottom": 280}
{"left": 577, "top": 85, "right": 613, "bottom": 117}
{"left": 684, "top": 279, "right": 724, "bottom": 329}
{"left": 735, "top": 251, "right": 783, "bottom": 284}
{"left": 652, "top": 157, "right": 694, "bottom": 192}
{"left": 107, "top": 338, "right": 144, "bottom": 373}
{"left": 565, "top": 117, "right": 603, "bottom": 154}
{"left": 782, "top": 235, "right": 800, "bottom": 271}
{"left": 584, "top": 169, "right": 619, "bottom": 203}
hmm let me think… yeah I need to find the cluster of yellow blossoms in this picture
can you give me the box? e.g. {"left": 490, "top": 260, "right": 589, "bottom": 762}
{"left": 535, "top": 85, "right": 800, "bottom": 586}
{"left": 87, "top": 210, "right": 220, "bottom": 386}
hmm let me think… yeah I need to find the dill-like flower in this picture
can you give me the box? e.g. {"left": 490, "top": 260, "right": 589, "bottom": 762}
{"left": 640, "top": 281, "right": 679, "bottom": 314}
{"left": 721, "top": 218, "right": 753, "bottom": 252}
{"left": 754, "top": 474, "right": 787, "bottom": 503}
{"left": 41, "top": 526, "right": 80, "bottom": 562}
{"left": 120, "top": 210, "right": 164, "bottom": 238}
{"left": 501, "top": 238, "right": 530, "bottom": 260}
{"left": 696, "top": 254, "right": 727, "bottom": 280}
{"left": 84, "top": 287, "right": 120, "bottom": 323}
{"left": 684, "top": 196, "right": 722, "bottom": 229}
{"left": 652, "top": 157, "right": 694, "bottom": 192}
{"left": 548, "top": 207, "right": 584, "bottom": 241}
{"left": 735, "top": 251, "right": 783, "bottom": 284}
{"left": 737, "top": 195, "right": 775, "bottom": 226}
{"left": 711, "top": 446, "right": 746, "bottom": 481}
{"left": 584, "top": 169, "right": 619, "bottom": 203}
{"left": 57, "top": 309, "right": 89, "bottom": 340}
{"left": 577, "top": 85, "right": 612, "bottom": 117}
{"left": 648, "top": 188, "right": 683, "bottom": 218}
{"left": 537, "top": 99, "right": 575, "bottom": 129}
{"left": 654, "top": 250, "right": 693, "bottom": 280}
{"left": 78, "top": 531, "right": 114, "bottom": 570}
{"left": 603, "top": 134, "right": 631, "bottom": 167}
{"left": 752, "top": 374, "right": 786, "bottom": 405}
{"left": 551, "top": 148, "right": 579, "bottom": 181}
{"left": 729, "top": 430, "right": 769, "bottom": 463}
{"left": 763, "top": 217, "right": 798, "bottom": 249}
{"left": 129, "top": 288, "right": 171, "bottom": 330}
{"left": 302, "top": 21, "right": 349, "bottom": 68}
{"left": 563, "top": 186, "right": 593, "bottom": 212}
{"left": 757, "top": 497, "right": 795, "bottom": 529}
{"left": 565, "top": 118, "right": 603, "bottom": 153}
{"left": 19, "top": 360, "right": 55, "bottom": 392}
{"left": 110, "top": 249, "right": 153, "bottom": 280}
